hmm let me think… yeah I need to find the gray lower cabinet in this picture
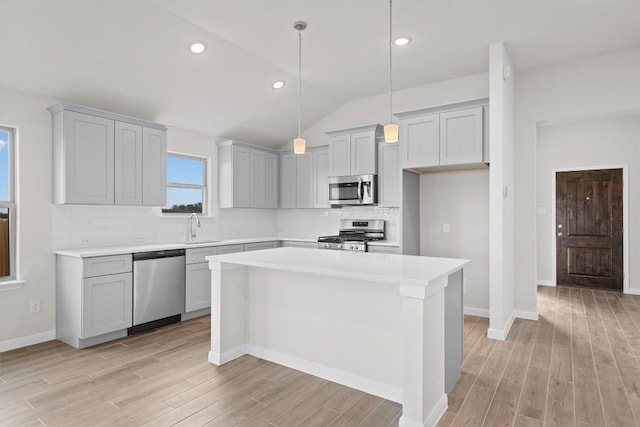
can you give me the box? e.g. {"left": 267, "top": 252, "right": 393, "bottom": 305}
{"left": 281, "top": 240, "right": 318, "bottom": 248}
{"left": 82, "top": 273, "right": 133, "bottom": 338}
{"left": 57, "top": 254, "right": 133, "bottom": 349}
{"left": 185, "top": 246, "right": 218, "bottom": 313}
{"left": 367, "top": 245, "right": 401, "bottom": 254}
{"left": 244, "top": 241, "right": 279, "bottom": 251}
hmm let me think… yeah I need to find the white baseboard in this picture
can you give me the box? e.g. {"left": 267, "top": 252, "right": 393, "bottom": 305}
{"left": 0, "top": 330, "right": 56, "bottom": 352}
{"left": 463, "top": 307, "right": 489, "bottom": 318}
{"left": 515, "top": 310, "right": 539, "bottom": 321}
{"left": 625, "top": 288, "right": 640, "bottom": 296}
{"left": 537, "top": 280, "right": 555, "bottom": 287}
{"left": 487, "top": 310, "right": 516, "bottom": 341}
{"left": 398, "top": 394, "right": 448, "bottom": 427}
{"left": 246, "top": 344, "right": 402, "bottom": 403}
{"left": 208, "top": 344, "right": 247, "bottom": 365}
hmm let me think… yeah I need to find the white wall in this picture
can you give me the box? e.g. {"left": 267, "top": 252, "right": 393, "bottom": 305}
{"left": 536, "top": 114, "right": 640, "bottom": 292}
{"left": 515, "top": 48, "right": 640, "bottom": 312}
{"left": 419, "top": 170, "right": 490, "bottom": 314}
{"left": 488, "top": 42, "right": 517, "bottom": 338}
{"left": 300, "top": 73, "right": 489, "bottom": 149}
{"left": 0, "top": 87, "right": 56, "bottom": 348}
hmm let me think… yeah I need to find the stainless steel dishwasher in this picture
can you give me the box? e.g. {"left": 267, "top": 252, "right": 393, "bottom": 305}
{"left": 130, "top": 249, "right": 186, "bottom": 334}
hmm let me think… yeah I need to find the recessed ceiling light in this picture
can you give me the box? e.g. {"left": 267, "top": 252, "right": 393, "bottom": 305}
{"left": 188, "top": 41, "right": 207, "bottom": 54}
{"left": 393, "top": 37, "right": 411, "bottom": 46}
{"left": 272, "top": 80, "right": 286, "bottom": 90}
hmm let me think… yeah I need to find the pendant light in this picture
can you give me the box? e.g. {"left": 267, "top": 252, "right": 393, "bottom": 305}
{"left": 293, "top": 21, "right": 307, "bottom": 154}
{"left": 384, "top": 0, "right": 399, "bottom": 143}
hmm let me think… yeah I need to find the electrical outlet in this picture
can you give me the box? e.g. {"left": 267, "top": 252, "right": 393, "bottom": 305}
{"left": 134, "top": 234, "right": 144, "bottom": 243}
{"left": 30, "top": 299, "right": 41, "bottom": 313}
{"left": 443, "top": 223, "right": 450, "bottom": 233}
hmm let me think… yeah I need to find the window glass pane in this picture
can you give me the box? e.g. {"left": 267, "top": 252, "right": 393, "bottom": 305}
{"left": 162, "top": 187, "right": 203, "bottom": 213}
{"left": 167, "top": 155, "right": 204, "bottom": 185}
{"left": 0, "top": 131, "right": 9, "bottom": 202}
{"left": 0, "top": 207, "right": 10, "bottom": 277}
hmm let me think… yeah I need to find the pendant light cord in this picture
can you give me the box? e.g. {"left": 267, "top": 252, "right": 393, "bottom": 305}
{"left": 388, "top": 0, "right": 393, "bottom": 124}
{"left": 297, "top": 28, "right": 302, "bottom": 139}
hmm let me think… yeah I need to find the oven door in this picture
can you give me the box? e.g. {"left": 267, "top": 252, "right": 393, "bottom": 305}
{"left": 328, "top": 175, "right": 377, "bottom": 206}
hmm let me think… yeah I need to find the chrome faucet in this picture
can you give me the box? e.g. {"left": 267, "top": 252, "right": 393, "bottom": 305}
{"left": 188, "top": 213, "right": 201, "bottom": 243}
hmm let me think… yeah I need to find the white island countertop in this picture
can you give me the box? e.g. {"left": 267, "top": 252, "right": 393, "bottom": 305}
{"left": 208, "top": 247, "right": 468, "bottom": 287}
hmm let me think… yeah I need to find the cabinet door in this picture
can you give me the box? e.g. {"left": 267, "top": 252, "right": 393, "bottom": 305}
{"left": 114, "top": 122, "right": 143, "bottom": 205}
{"left": 217, "top": 244, "right": 244, "bottom": 254}
{"left": 81, "top": 272, "right": 132, "bottom": 338}
{"left": 350, "top": 131, "right": 377, "bottom": 175}
{"left": 313, "top": 148, "right": 330, "bottom": 208}
{"left": 232, "top": 145, "right": 251, "bottom": 208}
{"left": 378, "top": 142, "right": 399, "bottom": 207}
{"left": 244, "top": 241, "right": 279, "bottom": 251}
{"left": 296, "top": 153, "right": 314, "bottom": 209}
{"left": 265, "top": 152, "right": 279, "bottom": 209}
{"left": 185, "top": 263, "right": 211, "bottom": 312}
{"left": 439, "top": 107, "right": 484, "bottom": 165}
{"left": 399, "top": 114, "right": 439, "bottom": 169}
{"left": 63, "top": 111, "right": 115, "bottom": 204}
{"left": 249, "top": 149, "right": 266, "bottom": 208}
{"left": 280, "top": 154, "right": 297, "bottom": 208}
{"left": 328, "top": 134, "right": 351, "bottom": 176}
{"left": 142, "top": 127, "right": 167, "bottom": 206}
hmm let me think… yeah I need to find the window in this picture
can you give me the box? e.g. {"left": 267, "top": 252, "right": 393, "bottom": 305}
{"left": 0, "top": 126, "right": 15, "bottom": 279}
{"left": 162, "top": 153, "right": 208, "bottom": 214}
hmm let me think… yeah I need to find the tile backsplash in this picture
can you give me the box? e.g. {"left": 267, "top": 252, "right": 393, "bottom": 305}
{"left": 52, "top": 205, "right": 399, "bottom": 250}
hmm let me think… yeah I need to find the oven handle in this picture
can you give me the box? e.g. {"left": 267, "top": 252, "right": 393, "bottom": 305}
{"left": 358, "top": 177, "right": 363, "bottom": 203}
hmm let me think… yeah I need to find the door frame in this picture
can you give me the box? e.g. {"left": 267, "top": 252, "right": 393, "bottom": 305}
{"left": 551, "top": 164, "right": 629, "bottom": 293}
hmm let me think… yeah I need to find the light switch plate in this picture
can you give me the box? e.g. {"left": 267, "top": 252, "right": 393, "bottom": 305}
{"left": 443, "top": 224, "right": 450, "bottom": 233}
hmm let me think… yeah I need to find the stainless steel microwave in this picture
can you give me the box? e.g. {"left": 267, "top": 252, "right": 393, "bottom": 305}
{"left": 328, "top": 174, "right": 377, "bottom": 207}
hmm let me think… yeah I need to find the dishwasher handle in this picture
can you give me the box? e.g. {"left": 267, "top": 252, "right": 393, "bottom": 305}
{"left": 133, "top": 249, "right": 186, "bottom": 261}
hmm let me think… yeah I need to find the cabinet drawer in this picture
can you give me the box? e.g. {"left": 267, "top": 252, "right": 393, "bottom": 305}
{"left": 367, "top": 246, "right": 401, "bottom": 255}
{"left": 244, "top": 241, "right": 279, "bottom": 252}
{"left": 186, "top": 246, "right": 219, "bottom": 265}
{"left": 217, "top": 244, "right": 245, "bottom": 255}
{"left": 83, "top": 254, "right": 132, "bottom": 278}
{"left": 281, "top": 241, "right": 318, "bottom": 248}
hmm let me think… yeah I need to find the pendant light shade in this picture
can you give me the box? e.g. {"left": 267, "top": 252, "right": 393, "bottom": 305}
{"left": 384, "top": 123, "right": 399, "bottom": 143}
{"left": 384, "top": 0, "right": 398, "bottom": 143}
{"left": 294, "top": 21, "right": 307, "bottom": 154}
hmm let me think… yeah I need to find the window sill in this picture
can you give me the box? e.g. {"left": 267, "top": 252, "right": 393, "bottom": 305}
{"left": 0, "top": 279, "right": 27, "bottom": 291}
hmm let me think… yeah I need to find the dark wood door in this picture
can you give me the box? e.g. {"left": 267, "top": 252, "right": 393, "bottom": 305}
{"left": 556, "top": 169, "right": 623, "bottom": 290}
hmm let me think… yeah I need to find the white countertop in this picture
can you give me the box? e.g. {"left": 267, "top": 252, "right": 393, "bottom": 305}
{"left": 207, "top": 247, "right": 468, "bottom": 287}
{"left": 54, "top": 237, "right": 284, "bottom": 258}
{"left": 53, "top": 236, "right": 398, "bottom": 258}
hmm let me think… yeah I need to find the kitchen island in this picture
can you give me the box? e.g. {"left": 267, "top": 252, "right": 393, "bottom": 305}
{"left": 207, "top": 247, "right": 468, "bottom": 427}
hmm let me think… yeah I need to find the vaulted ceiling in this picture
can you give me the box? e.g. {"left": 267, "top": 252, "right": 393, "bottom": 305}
{"left": 1, "top": 0, "right": 638, "bottom": 147}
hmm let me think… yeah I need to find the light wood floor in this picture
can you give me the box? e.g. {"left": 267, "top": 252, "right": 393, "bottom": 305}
{"left": 1, "top": 286, "right": 639, "bottom": 427}
{"left": 440, "top": 286, "right": 640, "bottom": 427}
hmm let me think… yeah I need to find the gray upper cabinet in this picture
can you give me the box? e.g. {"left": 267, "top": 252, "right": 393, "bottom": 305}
{"left": 296, "top": 152, "right": 314, "bottom": 209}
{"left": 313, "top": 147, "right": 330, "bottom": 208}
{"left": 56, "top": 111, "right": 115, "bottom": 205}
{"left": 378, "top": 142, "right": 400, "bottom": 207}
{"left": 49, "top": 104, "right": 167, "bottom": 206}
{"left": 250, "top": 149, "right": 266, "bottom": 208}
{"left": 439, "top": 107, "right": 483, "bottom": 165}
{"left": 279, "top": 147, "right": 328, "bottom": 209}
{"left": 397, "top": 101, "right": 488, "bottom": 172}
{"left": 218, "top": 141, "right": 278, "bottom": 209}
{"left": 328, "top": 133, "right": 350, "bottom": 176}
{"left": 399, "top": 114, "right": 440, "bottom": 169}
{"left": 279, "top": 153, "right": 297, "bottom": 209}
{"left": 142, "top": 127, "right": 167, "bottom": 206}
{"left": 114, "top": 122, "right": 143, "bottom": 205}
{"left": 327, "top": 125, "right": 381, "bottom": 177}
{"left": 265, "top": 152, "right": 279, "bottom": 209}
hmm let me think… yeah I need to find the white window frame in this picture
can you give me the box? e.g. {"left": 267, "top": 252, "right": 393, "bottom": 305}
{"left": 163, "top": 152, "right": 209, "bottom": 216}
{"left": 0, "top": 126, "right": 17, "bottom": 281}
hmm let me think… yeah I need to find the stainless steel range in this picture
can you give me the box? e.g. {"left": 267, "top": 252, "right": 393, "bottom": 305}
{"left": 317, "top": 219, "right": 385, "bottom": 252}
